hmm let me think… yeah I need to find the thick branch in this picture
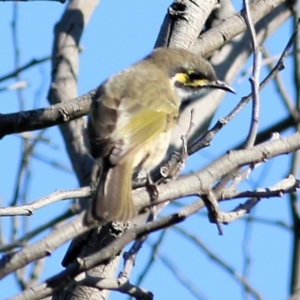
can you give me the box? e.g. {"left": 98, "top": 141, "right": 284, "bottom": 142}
{"left": 194, "top": 0, "right": 288, "bottom": 55}
{"left": 155, "top": 0, "right": 217, "bottom": 49}
{"left": 0, "top": 90, "right": 94, "bottom": 139}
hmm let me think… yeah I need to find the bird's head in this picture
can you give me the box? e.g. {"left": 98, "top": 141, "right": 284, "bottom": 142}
{"left": 146, "top": 47, "right": 235, "bottom": 102}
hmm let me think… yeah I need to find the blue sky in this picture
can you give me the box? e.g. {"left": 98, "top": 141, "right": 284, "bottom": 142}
{"left": 0, "top": 1, "right": 296, "bottom": 299}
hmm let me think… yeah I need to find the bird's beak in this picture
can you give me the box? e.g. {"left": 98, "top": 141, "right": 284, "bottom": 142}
{"left": 209, "top": 80, "right": 235, "bottom": 94}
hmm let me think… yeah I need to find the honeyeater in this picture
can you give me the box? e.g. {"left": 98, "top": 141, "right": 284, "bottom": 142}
{"left": 86, "top": 47, "right": 234, "bottom": 222}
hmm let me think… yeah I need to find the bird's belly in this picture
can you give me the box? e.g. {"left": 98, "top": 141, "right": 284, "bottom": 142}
{"left": 133, "top": 131, "right": 172, "bottom": 172}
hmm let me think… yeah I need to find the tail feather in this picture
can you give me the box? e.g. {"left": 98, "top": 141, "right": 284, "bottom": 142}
{"left": 88, "top": 158, "right": 137, "bottom": 222}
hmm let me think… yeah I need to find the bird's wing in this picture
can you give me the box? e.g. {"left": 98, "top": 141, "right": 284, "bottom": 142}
{"left": 107, "top": 94, "right": 177, "bottom": 165}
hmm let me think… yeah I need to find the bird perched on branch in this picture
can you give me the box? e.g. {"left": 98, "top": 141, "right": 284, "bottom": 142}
{"left": 86, "top": 47, "right": 234, "bottom": 222}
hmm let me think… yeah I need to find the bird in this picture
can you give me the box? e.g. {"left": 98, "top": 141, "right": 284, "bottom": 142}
{"left": 85, "top": 47, "right": 234, "bottom": 223}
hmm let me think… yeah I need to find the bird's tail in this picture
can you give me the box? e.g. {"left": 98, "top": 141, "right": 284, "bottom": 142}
{"left": 87, "top": 157, "right": 137, "bottom": 223}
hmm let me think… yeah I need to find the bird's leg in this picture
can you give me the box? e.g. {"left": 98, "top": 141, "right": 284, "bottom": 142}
{"left": 135, "top": 171, "right": 157, "bottom": 221}
{"left": 145, "top": 172, "right": 159, "bottom": 200}
{"left": 134, "top": 170, "right": 159, "bottom": 201}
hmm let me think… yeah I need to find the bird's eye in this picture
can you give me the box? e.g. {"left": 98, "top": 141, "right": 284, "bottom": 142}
{"left": 188, "top": 72, "right": 206, "bottom": 81}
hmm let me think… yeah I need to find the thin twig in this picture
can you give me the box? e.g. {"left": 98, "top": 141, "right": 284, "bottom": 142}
{"left": 0, "top": 209, "right": 75, "bottom": 253}
{"left": 0, "top": 187, "right": 91, "bottom": 216}
{"left": 224, "top": 21, "right": 299, "bottom": 128}
{"left": 155, "top": 247, "right": 208, "bottom": 300}
{"left": 173, "top": 226, "right": 262, "bottom": 300}
{"left": 135, "top": 230, "right": 167, "bottom": 289}
{"left": 0, "top": 56, "right": 50, "bottom": 83}
{"left": 261, "top": 46, "right": 296, "bottom": 118}
{"left": 243, "top": 0, "right": 262, "bottom": 149}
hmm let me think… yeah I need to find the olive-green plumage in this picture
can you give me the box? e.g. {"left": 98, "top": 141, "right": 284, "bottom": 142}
{"left": 86, "top": 47, "right": 234, "bottom": 222}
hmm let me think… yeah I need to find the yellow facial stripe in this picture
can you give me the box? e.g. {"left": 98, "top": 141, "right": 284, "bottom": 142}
{"left": 173, "top": 73, "right": 208, "bottom": 87}
{"left": 173, "top": 72, "right": 189, "bottom": 84}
